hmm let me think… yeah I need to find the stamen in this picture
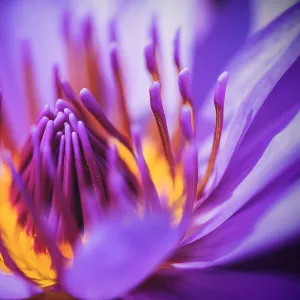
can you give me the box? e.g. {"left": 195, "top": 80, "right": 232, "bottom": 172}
{"left": 108, "top": 144, "right": 134, "bottom": 212}
{"left": 21, "top": 40, "right": 39, "bottom": 126}
{"left": 109, "top": 18, "right": 117, "bottom": 42}
{"left": 4, "top": 151, "right": 62, "bottom": 272}
{"left": 60, "top": 80, "right": 78, "bottom": 105}
{"left": 60, "top": 83, "right": 106, "bottom": 140}
{"left": 149, "top": 82, "right": 175, "bottom": 179}
{"left": 196, "top": 71, "right": 229, "bottom": 198}
{"left": 56, "top": 99, "right": 84, "bottom": 120}
{"left": 178, "top": 68, "right": 192, "bottom": 105}
{"left": 32, "top": 125, "right": 43, "bottom": 212}
{"left": 0, "top": 91, "right": 16, "bottom": 153}
{"left": 178, "top": 142, "right": 198, "bottom": 238}
{"left": 180, "top": 105, "right": 194, "bottom": 142}
{"left": 80, "top": 88, "right": 133, "bottom": 152}
{"left": 54, "top": 112, "right": 67, "bottom": 131}
{"left": 150, "top": 15, "right": 159, "bottom": 49}
{"left": 82, "top": 16, "right": 107, "bottom": 109}
{"left": 32, "top": 124, "right": 54, "bottom": 251}
{"left": 53, "top": 65, "right": 63, "bottom": 100}
{"left": 173, "top": 28, "right": 181, "bottom": 73}
{"left": 42, "top": 139, "right": 78, "bottom": 246}
{"left": 0, "top": 236, "right": 33, "bottom": 283}
{"left": 77, "top": 121, "right": 105, "bottom": 211}
{"left": 36, "top": 105, "right": 51, "bottom": 122}
{"left": 171, "top": 68, "right": 193, "bottom": 162}
{"left": 132, "top": 126, "right": 160, "bottom": 210}
{"left": 72, "top": 131, "right": 97, "bottom": 226}
{"left": 144, "top": 42, "right": 159, "bottom": 82}
{"left": 68, "top": 112, "right": 79, "bottom": 132}
{"left": 109, "top": 44, "right": 131, "bottom": 138}
{"left": 47, "top": 135, "right": 64, "bottom": 238}
{"left": 62, "top": 124, "right": 78, "bottom": 238}
{"left": 62, "top": 10, "right": 71, "bottom": 43}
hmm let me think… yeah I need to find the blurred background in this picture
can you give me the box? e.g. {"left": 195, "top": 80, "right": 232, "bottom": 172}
{"left": 0, "top": 0, "right": 298, "bottom": 147}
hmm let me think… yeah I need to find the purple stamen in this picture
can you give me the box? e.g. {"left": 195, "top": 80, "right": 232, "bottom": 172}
{"left": 4, "top": 151, "right": 63, "bottom": 272}
{"left": 62, "top": 124, "right": 77, "bottom": 232}
{"left": 178, "top": 142, "right": 198, "bottom": 238}
{"left": 42, "top": 142, "right": 78, "bottom": 246}
{"left": 144, "top": 41, "right": 157, "bottom": 78}
{"left": 214, "top": 71, "right": 229, "bottom": 108}
{"left": 62, "top": 10, "right": 71, "bottom": 43}
{"left": 149, "top": 14, "right": 159, "bottom": 49}
{"left": 47, "top": 135, "right": 64, "bottom": 238}
{"left": 149, "top": 82, "right": 175, "bottom": 179}
{"left": 178, "top": 68, "right": 192, "bottom": 105}
{"left": 0, "top": 237, "right": 33, "bottom": 283}
{"left": 109, "top": 18, "right": 117, "bottom": 42}
{"left": 71, "top": 131, "right": 94, "bottom": 226}
{"left": 173, "top": 28, "right": 181, "bottom": 72}
{"left": 54, "top": 111, "right": 67, "bottom": 130}
{"left": 80, "top": 88, "right": 133, "bottom": 152}
{"left": 36, "top": 105, "right": 51, "bottom": 122}
{"left": 53, "top": 65, "right": 63, "bottom": 100}
{"left": 107, "top": 144, "right": 133, "bottom": 212}
{"left": 68, "top": 112, "right": 79, "bottom": 132}
{"left": 77, "top": 121, "right": 105, "bottom": 211}
{"left": 56, "top": 99, "right": 83, "bottom": 120}
{"left": 110, "top": 43, "right": 120, "bottom": 72}
{"left": 82, "top": 16, "right": 94, "bottom": 46}
{"left": 132, "top": 126, "right": 160, "bottom": 210}
{"left": 61, "top": 80, "right": 78, "bottom": 105}
{"left": 109, "top": 43, "right": 132, "bottom": 139}
{"left": 180, "top": 105, "right": 194, "bottom": 142}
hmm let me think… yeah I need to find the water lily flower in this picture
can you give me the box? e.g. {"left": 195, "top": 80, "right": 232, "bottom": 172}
{"left": 0, "top": 1, "right": 300, "bottom": 299}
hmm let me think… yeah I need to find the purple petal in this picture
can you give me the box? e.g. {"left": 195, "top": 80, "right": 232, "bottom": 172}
{"left": 0, "top": 273, "right": 41, "bottom": 299}
{"left": 173, "top": 155, "right": 300, "bottom": 266}
{"left": 190, "top": 102, "right": 300, "bottom": 244}
{"left": 196, "top": 3, "right": 300, "bottom": 181}
{"left": 128, "top": 268, "right": 300, "bottom": 299}
{"left": 62, "top": 212, "right": 178, "bottom": 299}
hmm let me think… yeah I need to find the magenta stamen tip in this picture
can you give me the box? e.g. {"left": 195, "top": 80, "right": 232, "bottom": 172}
{"left": 178, "top": 68, "right": 191, "bottom": 102}
{"left": 131, "top": 125, "right": 142, "bottom": 153}
{"left": 82, "top": 16, "right": 93, "bottom": 45}
{"left": 150, "top": 14, "right": 159, "bottom": 47}
{"left": 64, "top": 108, "right": 72, "bottom": 115}
{"left": 108, "top": 143, "right": 118, "bottom": 167}
{"left": 214, "top": 71, "right": 229, "bottom": 108}
{"left": 144, "top": 41, "right": 156, "bottom": 74}
{"left": 62, "top": 10, "right": 71, "bottom": 42}
{"left": 184, "top": 141, "right": 198, "bottom": 185}
{"left": 180, "top": 105, "right": 193, "bottom": 140}
{"left": 80, "top": 88, "right": 90, "bottom": 98}
{"left": 109, "top": 18, "right": 117, "bottom": 42}
{"left": 149, "top": 81, "right": 162, "bottom": 112}
{"left": 173, "top": 28, "right": 181, "bottom": 68}
{"left": 109, "top": 43, "right": 119, "bottom": 71}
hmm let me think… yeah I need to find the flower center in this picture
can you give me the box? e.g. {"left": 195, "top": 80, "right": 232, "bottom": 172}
{"left": 0, "top": 13, "right": 229, "bottom": 289}
{"left": 10, "top": 93, "right": 139, "bottom": 252}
